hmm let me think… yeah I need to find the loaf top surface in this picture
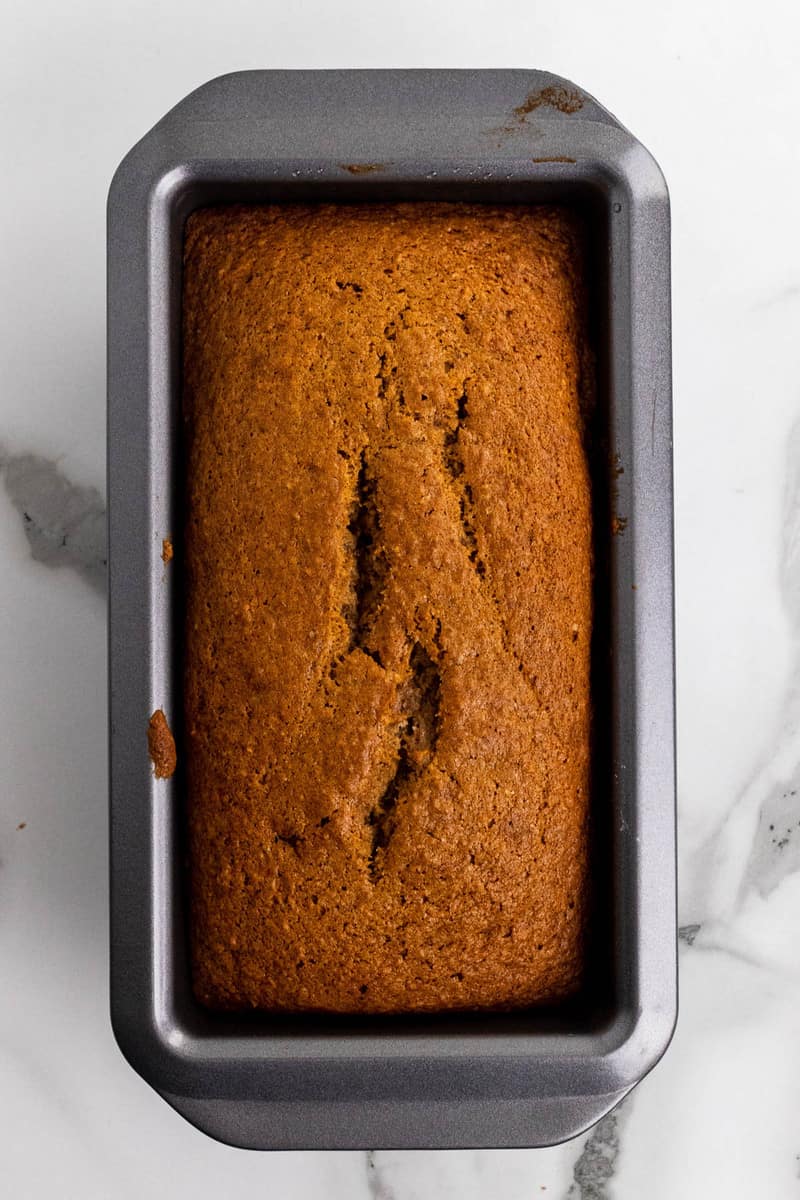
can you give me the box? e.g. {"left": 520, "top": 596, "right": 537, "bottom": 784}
{"left": 182, "top": 203, "right": 593, "bottom": 1013}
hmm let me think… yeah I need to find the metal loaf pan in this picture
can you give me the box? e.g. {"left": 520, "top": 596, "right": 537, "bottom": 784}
{"left": 107, "top": 69, "right": 676, "bottom": 1150}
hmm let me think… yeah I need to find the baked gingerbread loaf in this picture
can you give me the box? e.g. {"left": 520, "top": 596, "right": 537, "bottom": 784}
{"left": 182, "top": 203, "right": 592, "bottom": 1013}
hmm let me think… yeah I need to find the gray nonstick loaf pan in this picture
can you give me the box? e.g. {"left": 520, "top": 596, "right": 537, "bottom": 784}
{"left": 107, "top": 69, "right": 676, "bottom": 1151}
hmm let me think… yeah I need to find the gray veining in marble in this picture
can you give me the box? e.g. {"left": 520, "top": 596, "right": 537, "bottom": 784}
{"left": 687, "top": 413, "right": 800, "bottom": 931}
{"left": 780, "top": 416, "right": 800, "bottom": 622}
{"left": 751, "top": 283, "right": 800, "bottom": 311}
{"left": 678, "top": 923, "right": 702, "bottom": 946}
{"left": 738, "top": 421, "right": 800, "bottom": 901}
{"left": 365, "top": 1152, "right": 396, "bottom": 1200}
{"left": 745, "top": 778, "right": 800, "bottom": 899}
{"left": 0, "top": 448, "right": 106, "bottom": 593}
{"left": 564, "top": 1110, "right": 624, "bottom": 1200}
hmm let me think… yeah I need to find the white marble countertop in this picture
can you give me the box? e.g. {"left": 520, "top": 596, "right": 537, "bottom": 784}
{"left": 2, "top": 0, "right": 799, "bottom": 1195}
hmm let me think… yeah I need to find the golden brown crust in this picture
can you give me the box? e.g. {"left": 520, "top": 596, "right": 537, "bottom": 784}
{"left": 147, "top": 708, "right": 176, "bottom": 779}
{"left": 183, "top": 203, "right": 592, "bottom": 1013}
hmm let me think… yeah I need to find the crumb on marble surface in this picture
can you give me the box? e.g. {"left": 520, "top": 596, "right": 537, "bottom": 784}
{"left": 612, "top": 516, "right": 628, "bottom": 535}
{"left": 161, "top": 537, "right": 173, "bottom": 563}
{"left": 147, "top": 709, "right": 176, "bottom": 779}
{"left": 16, "top": 822, "right": 26, "bottom": 831}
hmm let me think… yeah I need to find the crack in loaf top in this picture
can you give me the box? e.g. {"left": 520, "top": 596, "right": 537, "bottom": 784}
{"left": 182, "top": 202, "right": 593, "bottom": 1014}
